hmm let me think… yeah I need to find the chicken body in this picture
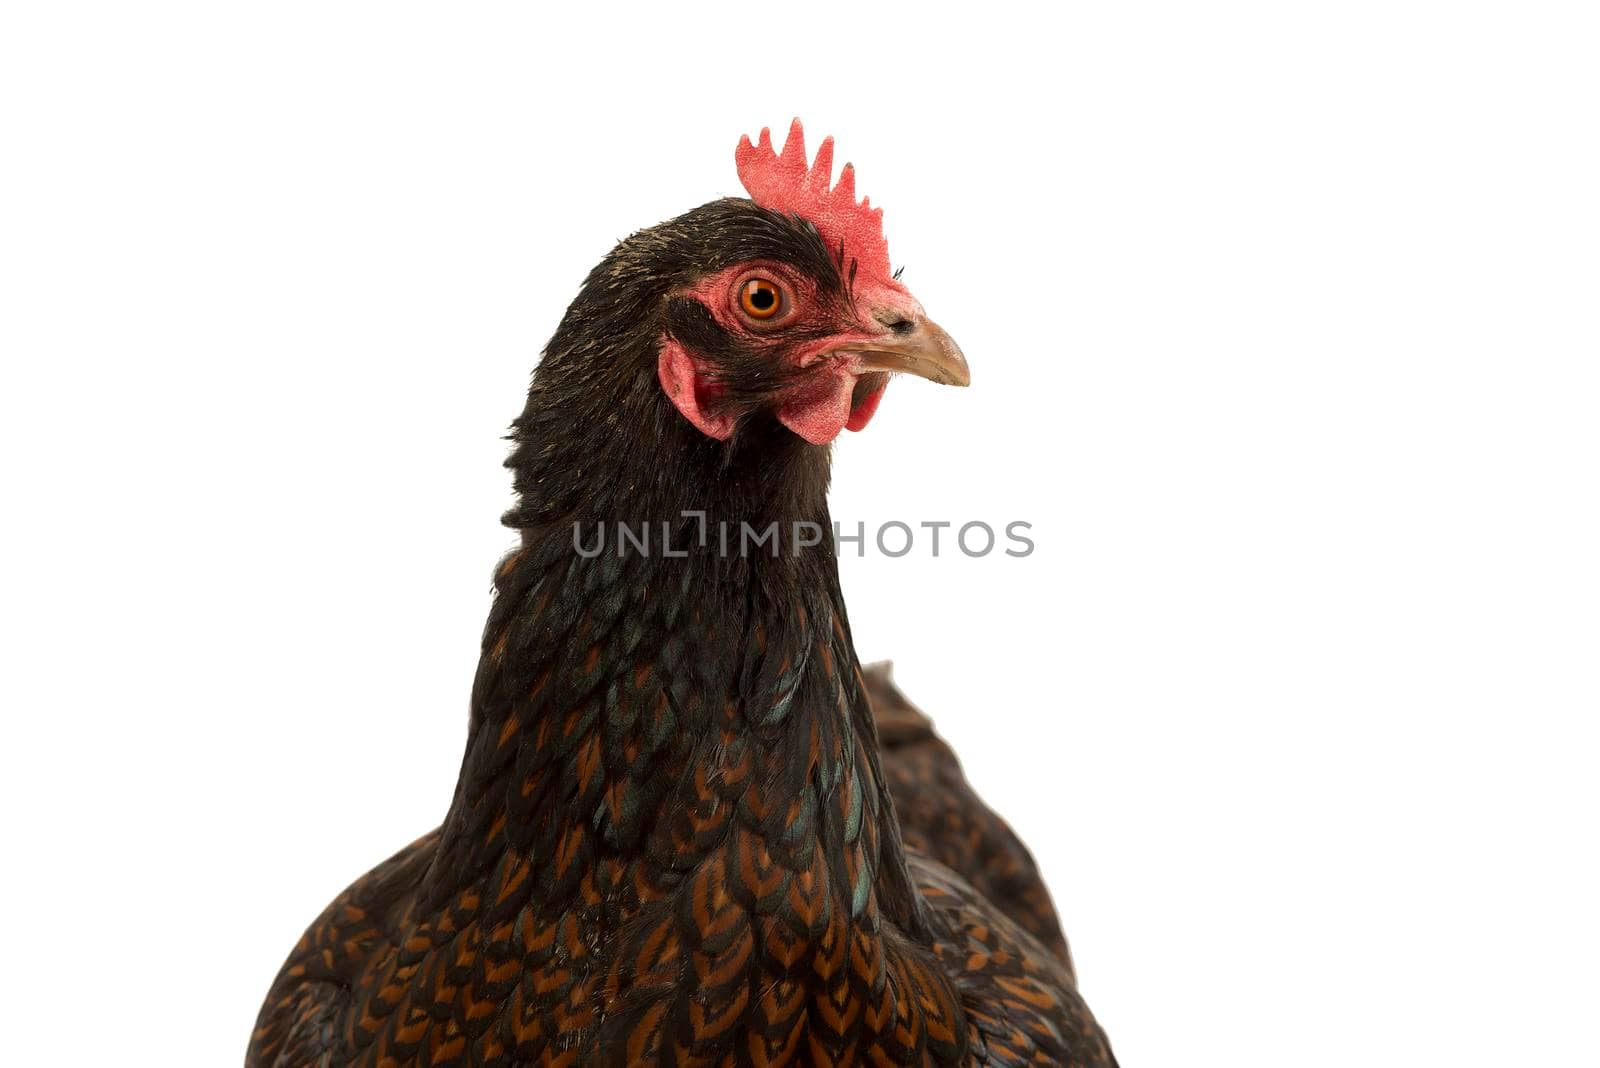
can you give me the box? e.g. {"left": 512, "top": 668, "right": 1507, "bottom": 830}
{"left": 251, "top": 653, "right": 1112, "bottom": 1067}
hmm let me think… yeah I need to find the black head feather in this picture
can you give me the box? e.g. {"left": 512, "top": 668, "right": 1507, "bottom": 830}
{"left": 503, "top": 198, "right": 848, "bottom": 534}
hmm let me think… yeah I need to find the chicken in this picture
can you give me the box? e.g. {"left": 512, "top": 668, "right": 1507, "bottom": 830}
{"left": 249, "top": 121, "right": 1116, "bottom": 1068}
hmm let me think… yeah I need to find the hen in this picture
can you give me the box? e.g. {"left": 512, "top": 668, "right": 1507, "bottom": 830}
{"left": 249, "top": 121, "right": 1116, "bottom": 1067}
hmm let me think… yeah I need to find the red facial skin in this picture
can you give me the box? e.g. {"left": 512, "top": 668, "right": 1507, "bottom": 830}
{"left": 657, "top": 262, "right": 920, "bottom": 445}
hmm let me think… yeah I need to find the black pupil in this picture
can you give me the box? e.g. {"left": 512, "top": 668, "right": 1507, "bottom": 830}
{"left": 749, "top": 285, "right": 775, "bottom": 310}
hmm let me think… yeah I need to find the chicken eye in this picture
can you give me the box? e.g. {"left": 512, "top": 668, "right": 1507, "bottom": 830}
{"left": 738, "top": 278, "right": 785, "bottom": 321}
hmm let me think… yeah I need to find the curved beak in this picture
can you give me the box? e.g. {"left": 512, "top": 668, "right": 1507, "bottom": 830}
{"left": 849, "top": 317, "right": 970, "bottom": 387}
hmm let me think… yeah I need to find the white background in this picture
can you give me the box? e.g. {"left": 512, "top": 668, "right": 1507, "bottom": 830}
{"left": 3, "top": 3, "right": 1596, "bottom": 1065}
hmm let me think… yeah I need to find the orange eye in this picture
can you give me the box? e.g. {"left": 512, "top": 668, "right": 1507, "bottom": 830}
{"left": 738, "top": 277, "right": 785, "bottom": 321}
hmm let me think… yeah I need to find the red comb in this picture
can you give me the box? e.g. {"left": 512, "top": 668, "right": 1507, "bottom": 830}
{"left": 735, "top": 119, "right": 892, "bottom": 283}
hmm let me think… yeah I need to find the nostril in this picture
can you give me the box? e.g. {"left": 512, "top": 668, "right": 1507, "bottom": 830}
{"left": 887, "top": 318, "right": 915, "bottom": 336}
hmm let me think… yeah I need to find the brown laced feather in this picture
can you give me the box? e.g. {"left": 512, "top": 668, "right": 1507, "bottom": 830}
{"left": 248, "top": 198, "right": 1116, "bottom": 1066}
{"left": 862, "top": 663, "right": 1075, "bottom": 969}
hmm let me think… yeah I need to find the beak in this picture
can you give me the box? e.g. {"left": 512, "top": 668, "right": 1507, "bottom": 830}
{"left": 848, "top": 317, "right": 971, "bottom": 387}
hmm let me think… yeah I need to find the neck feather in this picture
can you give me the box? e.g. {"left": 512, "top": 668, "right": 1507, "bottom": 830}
{"left": 429, "top": 364, "right": 930, "bottom": 946}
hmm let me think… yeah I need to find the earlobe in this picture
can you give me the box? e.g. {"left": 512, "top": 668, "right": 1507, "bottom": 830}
{"left": 658, "top": 339, "right": 736, "bottom": 441}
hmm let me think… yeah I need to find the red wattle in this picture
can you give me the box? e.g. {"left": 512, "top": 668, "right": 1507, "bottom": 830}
{"left": 777, "top": 369, "right": 857, "bottom": 446}
{"left": 845, "top": 381, "right": 886, "bottom": 433}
